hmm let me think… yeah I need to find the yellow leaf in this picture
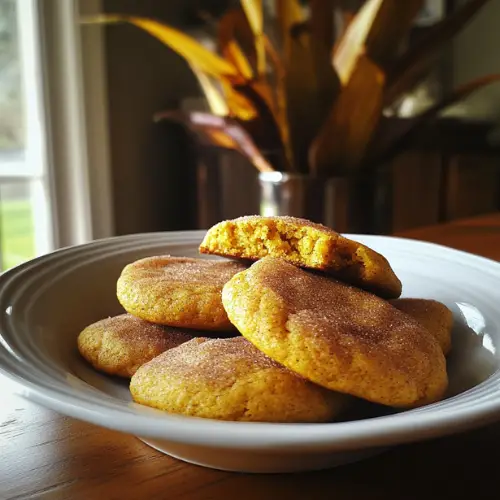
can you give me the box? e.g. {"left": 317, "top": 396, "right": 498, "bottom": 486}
{"left": 276, "top": 0, "right": 338, "bottom": 172}
{"left": 189, "top": 65, "right": 229, "bottom": 116}
{"left": 333, "top": 0, "right": 384, "bottom": 85}
{"left": 217, "top": 8, "right": 257, "bottom": 73}
{"left": 365, "top": 0, "right": 424, "bottom": 68}
{"left": 155, "top": 111, "right": 275, "bottom": 173}
{"left": 82, "top": 14, "right": 241, "bottom": 82}
{"left": 263, "top": 35, "right": 288, "bottom": 145}
{"left": 190, "top": 65, "right": 255, "bottom": 121}
{"left": 310, "top": 55, "right": 385, "bottom": 175}
{"left": 276, "top": 0, "right": 305, "bottom": 51}
{"left": 221, "top": 80, "right": 258, "bottom": 121}
{"left": 240, "top": 0, "right": 266, "bottom": 75}
{"left": 234, "top": 84, "right": 290, "bottom": 170}
{"left": 224, "top": 41, "right": 254, "bottom": 80}
{"left": 206, "top": 128, "right": 239, "bottom": 150}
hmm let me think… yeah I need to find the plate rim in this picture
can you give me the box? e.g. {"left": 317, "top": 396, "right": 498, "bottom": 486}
{"left": 1, "top": 231, "right": 500, "bottom": 452}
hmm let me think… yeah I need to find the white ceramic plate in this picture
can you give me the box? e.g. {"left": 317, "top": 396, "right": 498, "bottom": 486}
{"left": 1, "top": 231, "right": 500, "bottom": 473}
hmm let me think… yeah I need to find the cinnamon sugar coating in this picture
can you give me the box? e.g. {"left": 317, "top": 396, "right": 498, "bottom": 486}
{"left": 391, "top": 298, "right": 453, "bottom": 356}
{"left": 77, "top": 313, "right": 193, "bottom": 377}
{"left": 117, "top": 256, "right": 247, "bottom": 331}
{"left": 222, "top": 257, "right": 448, "bottom": 408}
{"left": 130, "top": 337, "right": 349, "bottom": 422}
{"left": 199, "top": 215, "right": 402, "bottom": 299}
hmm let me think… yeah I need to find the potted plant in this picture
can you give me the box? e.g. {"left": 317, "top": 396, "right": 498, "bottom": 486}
{"left": 84, "top": 0, "right": 499, "bottom": 232}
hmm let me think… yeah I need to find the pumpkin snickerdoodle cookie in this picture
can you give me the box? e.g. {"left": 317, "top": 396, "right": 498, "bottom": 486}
{"left": 199, "top": 215, "right": 402, "bottom": 299}
{"left": 117, "top": 256, "right": 247, "bottom": 331}
{"left": 77, "top": 313, "right": 193, "bottom": 377}
{"left": 391, "top": 298, "right": 453, "bottom": 356}
{"left": 221, "top": 257, "right": 447, "bottom": 408}
{"left": 130, "top": 336, "right": 349, "bottom": 422}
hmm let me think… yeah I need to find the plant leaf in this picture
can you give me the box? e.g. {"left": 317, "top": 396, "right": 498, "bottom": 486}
{"left": 82, "top": 14, "right": 242, "bottom": 82}
{"left": 220, "top": 80, "right": 258, "bottom": 120}
{"left": 154, "top": 111, "right": 275, "bottom": 173}
{"left": 365, "top": 0, "right": 424, "bottom": 68}
{"left": 385, "top": 0, "right": 492, "bottom": 106}
{"left": 223, "top": 41, "right": 254, "bottom": 80}
{"left": 310, "top": 0, "right": 337, "bottom": 54}
{"left": 310, "top": 0, "right": 341, "bottom": 107}
{"left": 285, "top": 30, "right": 340, "bottom": 173}
{"left": 234, "top": 83, "right": 290, "bottom": 171}
{"left": 274, "top": 0, "right": 306, "bottom": 170}
{"left": 333, "top": 0, "right": 384, "bottom": 85}
{"left": 217, "top": 8, "right": 257, "bottom": 76}
{"left": 189, "top": 65, "right": 229, "bottom": 116}
{"left": 240, "top": 0, "right": 266, "bottom": 76}
{"left": 370, "top": 73, "right": 500, "bottom": 165}
{"left": 276, "top": 0, "right": 305, "bottom": 51}
{"left": 263, "top": 35, "right": 290, "bottom": 157}
{"left": 186, "top": 64, "right": 257, "bottom": 121}
{"left": 333, "top": 0, "right": 423, "bottom": 84}
{"left": 276, "top": 0, "right": 340, "bottom": 171}
{"left": 310, "top": 55, "right": 385, "bottom": 175}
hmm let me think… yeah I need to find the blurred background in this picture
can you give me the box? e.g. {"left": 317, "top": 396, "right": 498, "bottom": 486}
{"left": 1, "top": 0, "right": 500, "bottom": 271}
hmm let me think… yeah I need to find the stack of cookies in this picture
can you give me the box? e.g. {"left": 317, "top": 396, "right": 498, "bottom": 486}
{"left": 77, "top": 216, "right": 452, "bottom": 423}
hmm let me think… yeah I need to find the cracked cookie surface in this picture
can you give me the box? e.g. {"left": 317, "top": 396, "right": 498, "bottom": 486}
{"left": 391, "top": 298, "right": 453, "bottom": 356}
{"left": 199, "top": 215, "right": 402, "bottom": 299}
{"left": 77, "top": 313, "right": 194, "bottom": 377}
{"left": 117, "top": 256, "right": 247, "bottom": 331}
{"left": 222, "top": 257, "right": 447, "bottom": 408}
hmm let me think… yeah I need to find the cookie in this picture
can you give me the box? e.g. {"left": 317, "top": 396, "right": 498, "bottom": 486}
{"left": 130, "top": 337, "right": 349, "bottom": 422}
{"left": 117, "top": 256, "right": 247, "bottom": 331}
{"left": 222, "top": 257, "right": 447, "bottom": 408}
{"left": 77, "top": 314, "right": 193, "bottom": 377}
{"left": 199, "top": 215, "right": 402, "bottom": 299}
{"left": 391, "top": 298, "right": 453, "bottom": 356}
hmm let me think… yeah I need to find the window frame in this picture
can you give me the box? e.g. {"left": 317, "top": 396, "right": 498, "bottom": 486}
{"left": 0, "top": 0, "right": 115, "bottom": 271}
{"left": 39, "top": 0, "right": 115, "bottom": 248}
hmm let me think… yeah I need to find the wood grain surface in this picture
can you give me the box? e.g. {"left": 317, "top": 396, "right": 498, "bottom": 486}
{"left": 2, "top": 213, "right": 500, "bottom": 500}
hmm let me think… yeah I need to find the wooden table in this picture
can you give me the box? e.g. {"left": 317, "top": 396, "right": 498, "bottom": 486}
{"left": 2, "top": 213, "right": 500, "bottom": 500}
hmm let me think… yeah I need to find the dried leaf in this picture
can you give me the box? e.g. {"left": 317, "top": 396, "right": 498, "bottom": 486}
{"left": 82, "top": 14, "right": 241, "bottom": 82}
{"left": 234, "top": 83, "right": 290, "bottom": 171}
{"left": 218, "top": 8, "right": 257, "bottom": 76}
{"left": 332, "top": 9, "right": 356, "bottom": 54}
{"left": 276, "top": 0, "right": 339, "bottom": 171}
{"left": 310, "top": 0, "right": 340, "bottom": 104}
{"left": 223, "top": 41, "right": 254, "bottom": 80}
{"left": 385, "top": 0, "right": 491, "bottom": 105}
{"left": 365, "top": 0, "right": 424, "bottom": 68}
{"left": 190, "top": 65, "right": 229, "bottom": 116}
{"left": 276, "top": 0, "right": 305, "bottom": 51}
{"left": 310, "top": 0, "right": 337, "bottom": 53}
{"left": 154, "top": 111, "right": 275, "bottom": 173}
{"left": 251, "top": 80, "right": 280, "bottom": 122}
{"left": 333, "top": 0, "right": 422, "bottom": 84}
{"left": 285, "top": 31, "right": 340, "bottom": 173}
{"left": 239, "top": 37, "right": 292, "bottom": 170}
{"left": 263, "top": 35, "right": 290, "bottom": 154}
{"left": 240, "top": 0, "right": 266, "bottom": 75}
{"left": 310, "top": 55, "right": 385, "bottom": 175}
{"left": 220, "top": 80, "right": 258, "bottom": 121}
{"left": 371, "top": 73, "right": 500, "bottom": 164}
{"left": 333, "top": 0, "right": 384, "bottom": 85}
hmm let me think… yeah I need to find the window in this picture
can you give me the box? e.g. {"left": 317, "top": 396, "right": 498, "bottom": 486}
{"left": 0, "top": 0, "right": 115, "bottom": 268}
{"left": 0, "top": 0, "right": 54, "bottom": 271}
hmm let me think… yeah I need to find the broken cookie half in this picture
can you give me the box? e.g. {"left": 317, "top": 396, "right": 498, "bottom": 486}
{"left": 199, "top": 215, "right": 402, "bottom": 299}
